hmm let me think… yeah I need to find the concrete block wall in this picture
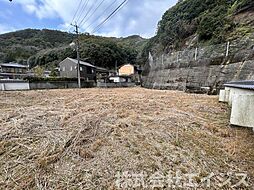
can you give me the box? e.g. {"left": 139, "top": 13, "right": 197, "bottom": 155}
{"left": 142, "top": 35, "right": 254, "bottom": 93}
{"left": 143, "top": 60, "right": 254, "bottom": 93}
{"left": 29, "top": 81, "right": 95, "bottom": 90}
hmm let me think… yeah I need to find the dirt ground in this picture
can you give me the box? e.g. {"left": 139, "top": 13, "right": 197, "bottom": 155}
{"left": 0, "top": 87, "right": 253, "bottom": 189}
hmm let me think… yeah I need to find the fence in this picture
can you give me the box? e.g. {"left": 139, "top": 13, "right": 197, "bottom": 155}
{"left": 147, "top": 34, "right": 254, "bottom": 72}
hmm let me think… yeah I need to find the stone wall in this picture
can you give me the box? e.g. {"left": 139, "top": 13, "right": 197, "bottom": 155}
{"left": 97, "top": 82, "right": 136, "bottom": 88}
{"left": 142, "top": 35, "right": 254, "bottom": 94}
{"left": 29, "top": 81, "right": 95, "bottom": 90}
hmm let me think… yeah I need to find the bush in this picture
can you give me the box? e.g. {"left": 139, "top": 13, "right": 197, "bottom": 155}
{"left": 198, "top": 5, "right": 229, "bottom": 41}
{"left": 149, "top": 0, "right": 240, "bottom": 52}
{"left": 24, "top": 77, "right": 86, "bottom": 82}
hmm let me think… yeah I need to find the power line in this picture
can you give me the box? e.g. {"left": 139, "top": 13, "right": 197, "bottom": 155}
{"left": 83, "top": 0, "right": 119, "bottom": 31}
{"left": 79, "top": 0, "right": 107, "bottom": 28}
{"left": 67, "top": 0, "right": 88, "bottom": 32}
{"left": 91, "top": 0, "right": 128, "bottom": 34}
{"left": 70, "top": 0, "right": 83, "bottom": 25}
{"left": 78, "top": 0, "right": 98, "bottom": 26}
{"left": 75, "top": 0, "right": 90, "bottom": 23}
{"left": 92, "top": 0, "right": 128, "bottom": 33}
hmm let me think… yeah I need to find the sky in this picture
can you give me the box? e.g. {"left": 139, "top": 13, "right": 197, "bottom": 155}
{"left": 0, "top": 0, "right": 177, "bottom": 38}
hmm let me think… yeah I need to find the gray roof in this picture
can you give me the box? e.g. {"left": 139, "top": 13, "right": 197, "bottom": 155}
{"left": 65, "top": 58, "right": 109, "bottom": 72}
{"left": 224, "top": 80, "right": 254, "bottom": 90}
{"left": 96, "top": 66, "right": 109, "bottom": 72}
{"left": 66, "top": 57, "right": 96, "bottom": 68}
{"left": 0, "top": 63, "right": 28, "bottom": 68}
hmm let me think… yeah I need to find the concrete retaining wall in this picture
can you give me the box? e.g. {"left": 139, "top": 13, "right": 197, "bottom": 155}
{"left": 29, "top": 81, "right": 95, "bottom": 90}
{"left": 142, "top": 59, "right": 254, "bottom": 93}
{"left": 97, "top": 82, "right": 135, "bottom": 88}
{"left": 142, "top": 35, "right": 254, "bottom": 93}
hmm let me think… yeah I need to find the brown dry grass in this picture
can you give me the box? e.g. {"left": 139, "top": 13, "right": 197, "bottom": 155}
{"left": 0, "top": 87, "right": 253, "bottom": 189}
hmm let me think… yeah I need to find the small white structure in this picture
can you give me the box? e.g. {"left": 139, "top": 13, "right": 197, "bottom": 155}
{"left": 219, "top": 81, "right": 254, "bottom": 131}
{"left": 231, "top": 95, "right": 254, "bottom": 129}
{"left": 0, "top": 80, "right": 30, "bottom": 91}
{"left": 109, "top": 76, "right": 132, "bottom": 83}
{"left": 219, "top": 90, "right": 226, "bottom": 102}
{"left": 226, "top": 86, "right": 254, "bottom": 106}
{"left": 219, "top": 89, "right": 230, "bottom": 102}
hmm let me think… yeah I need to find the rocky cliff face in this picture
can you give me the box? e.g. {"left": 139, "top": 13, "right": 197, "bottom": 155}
{"left": 141, "top": 0, "right": 254, "bottom": 94}
{"left": 142, "top": 34, "right": 254, "bottom": 94}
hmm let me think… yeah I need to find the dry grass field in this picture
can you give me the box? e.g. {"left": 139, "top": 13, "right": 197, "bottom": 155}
{"left": 0, "top": 88, "right": 253, "bottom": 189}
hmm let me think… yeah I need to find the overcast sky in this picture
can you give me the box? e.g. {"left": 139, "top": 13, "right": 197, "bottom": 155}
{"left": 0, "top": 0, "right": 177, "bottom": 37}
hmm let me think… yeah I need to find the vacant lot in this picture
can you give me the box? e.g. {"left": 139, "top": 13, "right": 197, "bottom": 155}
{"left": 0, "top": 88, "right": 253, "bottom": 189}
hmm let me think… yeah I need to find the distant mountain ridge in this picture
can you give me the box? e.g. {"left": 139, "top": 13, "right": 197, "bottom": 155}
{"left": 0, "top": 29, "right": 147, "bottom": 70}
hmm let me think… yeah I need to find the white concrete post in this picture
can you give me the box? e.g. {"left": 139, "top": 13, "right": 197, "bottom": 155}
{"left": 1, "top": 83, "right": 5, "bottom": 91}
{"left": 226, "top": 41, "right": 230, "bottom": 57}
{"left": 194, "top": 47, "right": 198, "bottom": 60}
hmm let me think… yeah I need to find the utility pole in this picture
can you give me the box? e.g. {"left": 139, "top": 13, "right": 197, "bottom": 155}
{"left": 115, "top": 60, "right": 118, "bottom": 75}
{"left": 72, "top": 23, "right": 81, "bottom": 88}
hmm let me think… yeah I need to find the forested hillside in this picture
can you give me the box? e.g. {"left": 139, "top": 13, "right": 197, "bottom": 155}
{"left": 1, "top": 0, "right": 253, "bottom": 69}
{"left": 143, "top": 0, "right": 254, "bottom": 57}
{"left": 0, "top": 29, "right": 147, "bottom": 70}
{"left": 0, "top": 29, "right": 73, "bottom": 64}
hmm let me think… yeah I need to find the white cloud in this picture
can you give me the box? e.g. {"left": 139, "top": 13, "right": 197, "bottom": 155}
{"left": 77, "top": 0, "right": 178, "bottom": 37}
{"left": 1, "top": 0, "right": 178, "bottom": 37}
{"left": 0, "top": 24, "right": 16, "bottom": 34}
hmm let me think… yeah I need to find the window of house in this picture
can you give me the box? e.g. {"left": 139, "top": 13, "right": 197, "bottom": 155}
{"left": 62, "top": 66, "right": 65, "bottom": 72}
{"left": 70, "top": 66, "right": 73, "bottom": 71}
{"left": 87, "top": 67, "right": 92, "bottom": 74}
{"left": 80, "top": 67, "right": 83, "bottom": 71}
